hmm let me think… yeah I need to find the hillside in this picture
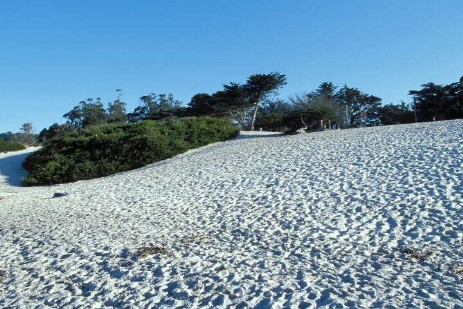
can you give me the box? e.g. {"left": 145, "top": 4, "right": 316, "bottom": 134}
{"left": 0, "top": 121, "right": 462, "bottom": 308}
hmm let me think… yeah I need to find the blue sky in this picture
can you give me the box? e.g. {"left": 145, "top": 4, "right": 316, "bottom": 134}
{"left": 1, "top": 0, "right": 462, "bottom": 133}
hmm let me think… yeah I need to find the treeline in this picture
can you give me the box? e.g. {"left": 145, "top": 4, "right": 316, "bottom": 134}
{"left": 13, "top": 73, "right": 461, "bottom": 144}
{"left": 40, "top": 73, "right": 462, "bottom": 140}
{"left": 38, "top": 94, "right": 184, "bottom": 142}
{"left": 0, "top": 122, "right": 38, "bottom": 147}
{"left": 38, "top": 73, "right": 288, "bottom": 141}
{"left": 409, "top": 78, "right": 463, "bottom": 121}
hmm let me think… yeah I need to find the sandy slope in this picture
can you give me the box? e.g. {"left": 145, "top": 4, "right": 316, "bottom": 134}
{"left": 0, "top": 121, "right": 462, "bottom": 308}
{"left": 0, "top": 147, "right": 40, "bottom": 192}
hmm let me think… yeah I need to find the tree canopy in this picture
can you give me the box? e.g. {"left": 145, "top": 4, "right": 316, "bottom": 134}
{"left": 287, "top": 82, "right": 382, "bottom": 130}
{"left": 23, "top": 72, "right": 463, "bottom": 141}
{"left": 409, "top": 77, "right": 463, "bottom": 121}
{"left": 187, "top": 72, "right": 287, "bottom": 130}
{"left": 244, "top": 72, "right": 287, "bottom": 131}
{"left": 128, "top": 93, "right": 183, "bottom": 122}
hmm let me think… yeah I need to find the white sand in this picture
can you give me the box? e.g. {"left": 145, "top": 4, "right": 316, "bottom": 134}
{"left": 0, "top": 121, "right": 462, "bottom": 308}
{"left": 0, "top": 147, "right": 40, "bottom": 192}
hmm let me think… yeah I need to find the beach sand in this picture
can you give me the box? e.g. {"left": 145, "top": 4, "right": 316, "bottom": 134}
{"left": 0, "top": 121, "right": 462, "bottom": 308}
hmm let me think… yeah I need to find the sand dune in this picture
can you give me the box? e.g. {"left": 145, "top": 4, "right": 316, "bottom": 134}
{"left": 0, "top": 121, "right": 462, "bottom": 308}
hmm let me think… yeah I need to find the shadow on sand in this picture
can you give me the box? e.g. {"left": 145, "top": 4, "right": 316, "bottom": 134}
{"left": 235, "top": 133, "right": 284, "bottom": 140}
{"left": 0, "top": 151, "right": 35, "bottom": 187}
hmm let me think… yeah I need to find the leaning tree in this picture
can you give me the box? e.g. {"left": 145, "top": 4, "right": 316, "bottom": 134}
{"left": 243, "top": 72, "right": 287, "bottom": 131}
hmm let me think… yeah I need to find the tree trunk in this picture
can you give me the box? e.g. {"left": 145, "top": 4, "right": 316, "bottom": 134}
{"left": 251, "top": 101, "right": 259, "bottom": 131}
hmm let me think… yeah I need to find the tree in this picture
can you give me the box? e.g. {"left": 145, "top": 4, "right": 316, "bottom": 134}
{"left": 337, "top": 85, "right": 382, "bottom": 127}
{"left": 213, "top": 83, "right": 250, "bottom": 126}
{"left": 20, "top": 122, "right": 34, "bottom": 134}
{"left": 378, "top": 102, "right": 414, "bottom": 125}
{"left": 185, "top": 73, "right": 287, "bottom": 129}
{"left": 63, "top": 105, "right": 83, "bottom": 127}
{"left": 188, "top": 93, "right": 217, "bottom": 116}
{"left": 107, "top": 99, "right": 127, "bottom": 123}
{"left": 129, "top": 93, "right": 182, "bottom": 122}
{"left": 255, "top": 99, "right": 292, "bottom": 131}
{"left": 63, "top": 98, "right": 108, "bottom": 128}
{"left": 313, "top": 82, "right": 337, "bottom": 99}
{"left": 107, "top": 89, "right": 127, "bottom": 124}
{"left": 243, "top": 72, "right": 287, "bottom": 131}
{"left": 409, "top": 78, "right": 463, "bottom": 121}
{"left": 81, "top": 98, "right": 107, "bottom": 127}
{"left": 16, "top": 122, "right": 37, "bottom": 144}
{"left": 287, "top": 82, "right": 382, "bottom": 130}
{"left": 289, "top": 82, "right": 343, "bottom": 128}
{"left": 188, "top": 84, "right": 251, "bottom": 126}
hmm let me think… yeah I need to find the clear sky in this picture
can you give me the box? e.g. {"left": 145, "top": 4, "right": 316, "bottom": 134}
{"left": 1, "top": 0, "right": 462, "bottom": 133}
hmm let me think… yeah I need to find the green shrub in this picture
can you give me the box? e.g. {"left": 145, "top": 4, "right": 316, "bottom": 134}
{"left": 23, "top": 117, "right": 239, "bottom": 185}
{"left": 0, "top": 139, "right": 25, "bottom": 152}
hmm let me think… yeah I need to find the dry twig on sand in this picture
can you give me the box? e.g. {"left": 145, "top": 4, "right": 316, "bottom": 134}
{"left": 402, "top": 248, "right": 432, "bottom": 261}
{"left": 136, "top": 245, "right": 173, "bottom": 258}
{"left": 453, "top": 265, "right": 463, "bottom": 276}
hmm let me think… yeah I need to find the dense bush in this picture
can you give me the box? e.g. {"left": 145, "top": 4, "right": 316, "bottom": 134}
{"left": 23, "top": 117, "right": 239, "bottom": 185}
{"left": 0, "top": 139, "right": 25, "bottom": 152}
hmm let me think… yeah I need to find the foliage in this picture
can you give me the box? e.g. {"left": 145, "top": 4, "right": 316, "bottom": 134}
{"left": 188, "top": 83, "right": 252, "bottom": 127}
{"left": 0, "top": 131, "right": 15, "bottom": 142}
{"left": 187, "top": 72, "right": 287, "bottom": 130}
{"left": 0, "top": 124, "right": 38, "bottom": 146}
{"left": 20, "top": 122, "right": 34, "bottom": 134}
{"left": 23, "top": 117, "right": 239, "bottom": 186}
{"left": 63, "top": 98, "right": 108, "bottom": 127}
{"left": 378, "top": 102, "right": 415, "bottom": 125}
{"left": 128, "top": 93, "right": 183, "bottom": 122}
{"left": 289, "top": 83, "right": 342, "bottom": 129}
{"left": 107, "top": 99, "right": 128, "bottom": 123}
{"left": 38, "top": 123, "right": 77, "bottom": 143}
{"left": 15, "top": 122, "right": 37, "bottom": 145}
{"left": 409, "top": 77, "right": 463, "bottom": 121}
{"left": 244, "top": 72, "right": 287, "bottom": 131}
{"left": 288, "top": 82, "right": 382, "bottom": 129}
{"left": 337, "top": 85, "right": 382, "bottom": 127}
{"left": 0, "top": 138, "right": 25, "bottom": 152}
{"left": 213, "top": 83, "right": 250, "bottom": 126}
{"left": 187, "top": 93, "right": 217, "bottom": 116}
{"left": 282, "top": 109, "right": 329, "bottom": 133}
{"left": 289, "top": 92, "right": 340, "bottom": 128}
{"left": 254, "top": 99, "right": 292, "bottom": 131}
{"left": 187, "top": 75, "right": 462, "bottom": 126}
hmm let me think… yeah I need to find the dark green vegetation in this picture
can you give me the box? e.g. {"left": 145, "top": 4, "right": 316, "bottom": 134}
{"left": 23, "top": 117, "right": 239, "bottom": 186}
{"left": 187, "top": 75, "right": 462, "bottom": 131}
{"left": 0, "top": 139, "right": 25, "bottom": 152}
{"left": 409, "top": 77, "right": 463, "bottom": 122}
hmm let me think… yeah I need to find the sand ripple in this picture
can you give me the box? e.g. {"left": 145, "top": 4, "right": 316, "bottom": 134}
{"left": 0, "top": 121, "right": 462, "bottom": 308}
